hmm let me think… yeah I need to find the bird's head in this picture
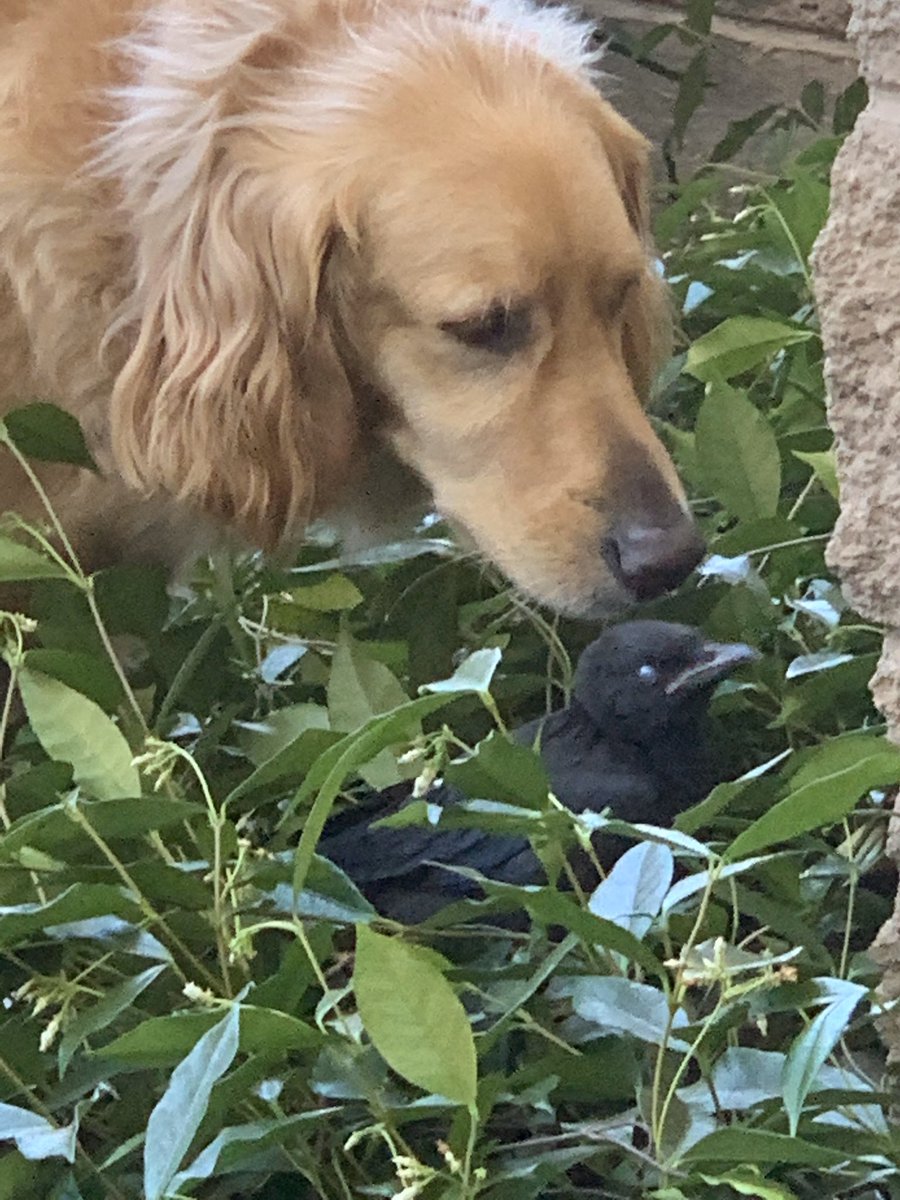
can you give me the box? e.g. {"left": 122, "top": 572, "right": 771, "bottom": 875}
{"left": 572, "top": 620, "right": 759, "bottom": 743}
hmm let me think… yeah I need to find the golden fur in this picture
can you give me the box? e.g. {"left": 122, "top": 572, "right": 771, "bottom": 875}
{"left": 0, "top": 0, "right": 700, "bottom": 616}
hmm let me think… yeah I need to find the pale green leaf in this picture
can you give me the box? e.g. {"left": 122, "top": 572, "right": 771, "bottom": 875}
{"left": 328, "top": 629, "right": 410, "bottom": 788}
{"left": 0, "top": 1103, "right": 77, "bottom": 1163}
{"left": 143, "top": 1003, "right": 240, "bottom": 1200}
{"left": 782, "top": 984, "right": 866, "bottom": 1135}
{"left": 686, "top": 316, "right": 814, "bottom": 382}
{"left": 18, "top": 669, "right": 140, "bottom": 800}
{"left": 422, "top": 648, "right": 502, "bottom": 695}
{"left": 793, "top": 449, "right": 839, "bottom": 500}
{"left": 588, "top": 843, "right": 674, "bottom": 940}
{"left": 725, "top": 754, "right": 900, "bottom": 861}
{"left": 354, "top": 926, "right": 476, "bottom": 1106}
{"left": 0, "top": 537, "right": 68, "bottom": 583}
{"left": 286, "top": 574, "right": 363, "bottom": 611}
{"left": 695, "top": 385, "right": 781, "bottom": 521}
{"left": 569, "top": 976, "right": 689, "bottom": 1049}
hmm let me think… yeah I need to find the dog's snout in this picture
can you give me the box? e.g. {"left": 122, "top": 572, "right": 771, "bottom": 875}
{"left": 603, "top": 516, "right": 706, "bottom": 602}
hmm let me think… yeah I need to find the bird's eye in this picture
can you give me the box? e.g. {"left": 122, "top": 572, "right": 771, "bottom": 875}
{"left": 441, "top": 303, "right": 532, "bottom": 355}
{"left": 637, "top": 663, "right": 658, "bottom": 683}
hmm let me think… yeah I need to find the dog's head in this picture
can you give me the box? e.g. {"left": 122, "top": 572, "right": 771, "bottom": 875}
{"left": 107, "top": 3, "right": 703, "bottom": 617}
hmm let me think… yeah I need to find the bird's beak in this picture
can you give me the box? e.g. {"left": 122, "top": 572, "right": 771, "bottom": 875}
{"left": 665, "top": 641, "right": 760, "bottom": 696}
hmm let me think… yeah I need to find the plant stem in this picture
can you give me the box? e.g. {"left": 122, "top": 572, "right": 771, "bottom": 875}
{"left": 461, "top": 1104, "right": 480, "bottom": 1199}
{"left": 69, "top": 803, "right": 220, "bottom": 990}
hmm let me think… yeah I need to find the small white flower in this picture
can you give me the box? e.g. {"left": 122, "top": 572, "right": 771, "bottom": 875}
{"left": 39, "top": 1011, "right": 63, "bottom": 1053}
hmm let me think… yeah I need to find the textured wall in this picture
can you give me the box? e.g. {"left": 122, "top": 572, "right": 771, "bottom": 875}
{"left": 812, "top": 0, "right": 900, "bottom": 1058}
{"left": 633, "top": 0, "right": 850, "bottom": 35}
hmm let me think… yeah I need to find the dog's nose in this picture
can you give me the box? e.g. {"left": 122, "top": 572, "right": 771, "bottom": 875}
{"left": 603, "top": 516, "right": 706, "bottom": 602}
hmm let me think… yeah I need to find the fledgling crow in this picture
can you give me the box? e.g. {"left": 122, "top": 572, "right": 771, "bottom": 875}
{"left": 319, "top": 621, "right": 758, "bottom": 922}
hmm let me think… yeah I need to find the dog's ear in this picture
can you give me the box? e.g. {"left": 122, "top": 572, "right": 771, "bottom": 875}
{"left": 106, "top": 20, "right": 358, "bottom": 549}
{"left": 590, "top": 99, "right": 672, "bottom": 400}
{"left": 110, "top": 155, "right": 358, "bottom": 549}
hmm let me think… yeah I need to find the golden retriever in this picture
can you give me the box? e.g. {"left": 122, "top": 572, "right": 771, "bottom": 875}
{"left": 0, "top": 0, "right": 704, "bottom": 617}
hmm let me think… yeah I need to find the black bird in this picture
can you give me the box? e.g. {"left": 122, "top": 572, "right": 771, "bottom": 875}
{"left": 319, "top": 621, "right": 758, "bottom": 923}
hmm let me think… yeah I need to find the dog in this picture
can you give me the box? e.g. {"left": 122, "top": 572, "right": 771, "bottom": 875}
{"left": 0, "top": 0, "right": 704, "bottom": 617}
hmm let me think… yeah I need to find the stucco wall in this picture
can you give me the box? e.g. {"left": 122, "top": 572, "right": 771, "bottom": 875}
{"left": 638, "top": 0, "right": 850, "bottom": 36}
{"left": 812, "top": 0, "right": 900, "bottom": 1059}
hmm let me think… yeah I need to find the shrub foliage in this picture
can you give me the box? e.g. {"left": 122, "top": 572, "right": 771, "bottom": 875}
{"left": 0, "top": 46, "right": 893, "bottom": 1200}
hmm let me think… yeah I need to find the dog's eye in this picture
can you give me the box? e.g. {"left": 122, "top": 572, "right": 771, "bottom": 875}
{"left": 637, "top": 663, "right": 658, "bottom": 683}
{"left": 441, "top": 304, "right": 532, "bottom": 355}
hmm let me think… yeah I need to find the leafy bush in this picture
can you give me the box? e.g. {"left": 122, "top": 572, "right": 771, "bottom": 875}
{"left": 0, "top": 55, "right": 895, "bottom": 1200}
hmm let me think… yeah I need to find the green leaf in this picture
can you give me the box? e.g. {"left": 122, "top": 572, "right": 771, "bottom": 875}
{"left": 236, "top": 703, "right": 330, "bottom": 766}
{"left": 832, "top": 77, "right": 868, "bottom": 136}
{"left": 328, "top": 628, "right": 411, "bottom": 787}
{"left": 0, "top": 884, "right": 143, "bottom": 948}
{"left": 588, "top": 843, "right": 673, "bottom": 940}
{"left": 782, "top": 983, "right": 866, "bottom": 1135}
{"left": 710, "top": 106, "right": 777, "bottom": 164}
{"left": 3, "top": 403, "right": 98, "bottom": 471}
{"left": 684, "top": 0, "right": 714, "bottom": 34}
{"left": 285, "top": 574, "right": 363, "bottom": 611}
{"left": 674, "top": 779, "right": 748, "bottom": 835}
{"left": 725, "top": 754, "right": 900, "bottom": 861}
{"left": 662, "top": 856, "right": 774, "bottom": 916}
{"left": 712, "top": 516, "right": 802, "bottom": 558}
{"left": 58, "top": 965, "right": 166, "bottom": 1076}
{"left": 779, "top": 653, "right": 878, "bottom": 730}
{"left": 686, "top": 317, "right": 814, "bottom": 382}
{"left": 801, "top": 80, "right": 826, "bottom": 124}
{"left": 681, "top": 1127, "right": 846, "bottom": 1168}
{"left": 22, "top": 649, "right": 123, "bottom": 712}
{"left": 144, "top": 1002, "right": 240, "bottom": 1200}
{"left": 695, "top": 384, "right": 781, "bottom": 521}
{"left": 793, "top": 449, "right": 839, "bottom": 500}
{"left": 0, "top": 1103, "right": 77, "bottom": 1163}
{"left": 327, "top": 630, "right": 409, "bottom": 731}
{"left": 170, "top": 1112, "right": 332, "bottom": 1190}
{"left": 680, "top": 1047, "right": 787, "bottom": 1110}
{"left": 0, "top": 537, "right": 69, "bottom": 583}
{"left": 699, "top": 1170, "right": 799, "bottom": 1200}
{"left": 376, "top": 797, "right": 542, "bottom": 839}
{"left": 267, "top": 855, "right": 376, "bottom": 924}
{"left": 765, "top": 173, "right": 831, "bottom": 266}
{"left": 485, "top": 884, "right": 666, "bottom": 977}
{"left": 94, "top": 564, "right": 170, "bottom": 639}
{"left": 445, "top": 731, "right": 550, "bottom": 809}
{"left": 1, "top": 797, "right": 196, "bottom": 861}
{"left": 671, "top": 50, "right": 708, "bottom": 148}
{"left": 18, "top": 669, "right": 141, "bottom": 800}
{"left": 789, "top": 733, "right": 900, "bottom": 790}
{"left": 48, "top": 1173, "right": 87, "bottom": 1200}
{"left": 98, "top": 1006, "right": 320, "bottom": 1068}
{"left": 354, "top": 925, "right": 477, "bottom": 1106}
{"left": 227, "top": 728, "right": 341, "bottom": 804}
{"left": 785, "top": 650, "right": 852, "bottom": 680}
